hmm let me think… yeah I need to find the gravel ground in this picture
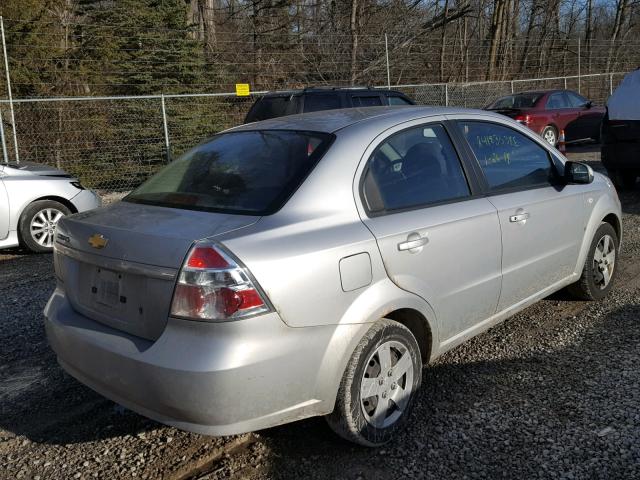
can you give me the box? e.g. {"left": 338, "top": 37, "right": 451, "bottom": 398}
{"left": 1, "top": 145, "right": 639, "bottom": 480}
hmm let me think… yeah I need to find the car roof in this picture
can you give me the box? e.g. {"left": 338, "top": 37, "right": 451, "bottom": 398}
{"left": 257, "top": 87, "right": 407, "bottom": 97}
{"left": 231, "top": 106, "right": 505, "bottom": 134}
{"left": 510, "top": 89, "right": 574, "bottom": 96}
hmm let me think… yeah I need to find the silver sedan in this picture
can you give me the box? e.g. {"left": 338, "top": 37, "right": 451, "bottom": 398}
{"left": 1, "top": 162, "right": 101, "bottom": 252}
{"left": 45, "top": 107, "right": 621, "bottom": 446}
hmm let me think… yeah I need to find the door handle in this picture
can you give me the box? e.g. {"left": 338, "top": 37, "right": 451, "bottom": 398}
{"left": 509, "top": 212, "right": 530, "bottom": 223}
{"left": 398, "top": 234, "right": 428, "bottom": 251}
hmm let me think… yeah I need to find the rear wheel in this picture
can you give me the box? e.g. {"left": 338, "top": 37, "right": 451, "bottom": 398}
{"left": 567, "top": 222, "right": 618, "bottom": 301}
{"left": 326, "top": 319, "right": 422, "bottom": 447}
{"left": 19, "top": 200, "right": 71, "bottom": 253}
{"left": 542, "top": 125, "right": 557, "bottom": 146}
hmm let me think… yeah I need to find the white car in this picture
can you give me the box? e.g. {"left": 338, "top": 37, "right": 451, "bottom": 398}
{"left": 0, "top": 162, "right": 101, "bottom": 252}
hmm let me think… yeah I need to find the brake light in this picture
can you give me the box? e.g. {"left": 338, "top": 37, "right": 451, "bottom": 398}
{"left": 514, "top": 114, "right": 531, "bottom": 125}
{"left": 170, "top": 243, "right": 271, "bottom": 321}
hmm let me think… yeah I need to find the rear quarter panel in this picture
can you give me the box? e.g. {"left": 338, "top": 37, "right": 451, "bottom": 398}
{"left": 215, "top": 130, "right": 440, "bottom": 336}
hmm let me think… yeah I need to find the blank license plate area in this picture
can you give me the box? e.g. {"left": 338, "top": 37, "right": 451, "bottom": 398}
{"left": 95, "top": 268, "right": 121, "bottom": 308}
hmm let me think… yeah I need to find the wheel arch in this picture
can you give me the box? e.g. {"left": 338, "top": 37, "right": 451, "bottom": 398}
{"left": 573, "top": 191, "right": 622, "bottom": 276}
{"left": 18, "top": 196, "right": 78, "bottom": 224}
{"left": 602, "top": 212, "right": 621, "bottom": 241}
{"left": 32, "top": 195, "right": 78, "bottom": 214}
{"left": 17, "top": 196, "right": 77, "bottom": 244}
{"left": 383, "top": 308, "right": 433, "bottom": 364}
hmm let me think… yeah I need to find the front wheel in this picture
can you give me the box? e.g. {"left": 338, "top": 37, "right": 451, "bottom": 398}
{"left": 326, "top": 319, "right": 422, "bottom": 446}
{"left": 19, "top": 200, "right": 71, "bottom": 253}
{"left": 567, "top": 222, "right": 619, "bottom": 301}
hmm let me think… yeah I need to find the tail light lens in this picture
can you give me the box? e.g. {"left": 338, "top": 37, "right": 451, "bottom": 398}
{"left": 514, "top": 114, "right": 531, "bottom": 125}
{"left": 170, "top": 243, "right": 271, "bottom": 321}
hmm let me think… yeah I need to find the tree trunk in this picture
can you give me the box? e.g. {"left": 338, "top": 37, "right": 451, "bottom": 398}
{"left": 439, "top": 0, "right": 450, "bottom": 82}
{"left": 487, "top": 0, "right": 508, "bottom": 80}
{"left": 349, "top": 0, "right": 359, "bottom": 85}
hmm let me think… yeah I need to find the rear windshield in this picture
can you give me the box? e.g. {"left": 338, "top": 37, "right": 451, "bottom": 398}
{"left": 125, "top": 130, "right": 333, "bottom": 215}
{"left": 245, "top": 95, "right": 301, "bottom": 122}
{"left": 487, "top": 93, "right": 543, "bottom": 109}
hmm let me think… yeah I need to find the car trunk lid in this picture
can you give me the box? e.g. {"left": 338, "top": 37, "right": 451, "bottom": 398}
{"left": 486, "top": 107, "right": 529, "bottom": 119}
{"left": 55, "top": 201, "right": 260, "bottom": 340}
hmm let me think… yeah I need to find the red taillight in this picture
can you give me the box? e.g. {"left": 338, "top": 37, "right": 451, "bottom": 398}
{"left": 170, "top": 243, "right": 270, "bottom": 321}
{"left": 187, "top": 246, "right": 230, "bottom": 269}
{"left": 514, "top": 114, "right": 531, "bottom": 125}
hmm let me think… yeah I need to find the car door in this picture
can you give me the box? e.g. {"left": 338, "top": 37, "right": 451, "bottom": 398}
{"left": 566, "top": 91, "right": 603, "bottom": 140}
{"left": 357, "top": 120, "right": 502, "bottom": 342}
{"left": 0, "top": 175, "right": 9, "bottom": 240}
{"left": 546, "top": 92, "right": 579, "bottom": 140}
{"left": 453, "top": 118, "right": 585, "bottom": 312}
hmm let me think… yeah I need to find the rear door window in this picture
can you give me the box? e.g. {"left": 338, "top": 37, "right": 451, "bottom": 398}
{"left": 126, "top": 130, "right": 333, "bottom": 215}
{"left": 303, "top": 95, "right": 342, "bottom": 113}
{"left": 546, "top": 93, "right": 570, "bottom": 109}
{"left": 458, "top": 121, "right": 556, "bottom": 191}
{"left": 351, "top": 95, "right": 384, "bottom": 107}
{"left": 387, "top": 95, "right": 413, "bottom": 106}
{"left": 487, "top": 93, "right": 543, "bottom": 109}
{"left": 246, "top": 96, "right": 301, "bottom": 122}
{"left": 362, "top": 124, "right": 471, "bottom": 212}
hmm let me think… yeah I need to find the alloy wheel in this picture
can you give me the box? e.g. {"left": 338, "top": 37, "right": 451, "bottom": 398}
{"left": 360, "top": 340, "right": 414, "bottom": 429}
{"left": 543, "top": 128, "right": 557, "bottom": 146}
{"left": 593, "top": 234, "right": 616, "bottom": 289}
{"left": 30, "top": 208, "right": 64, "bottom": 248}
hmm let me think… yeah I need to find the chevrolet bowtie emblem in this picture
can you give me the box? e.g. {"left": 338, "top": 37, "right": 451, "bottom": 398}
{"left": 88, "top": 233, "right": 108, "bottom": 249}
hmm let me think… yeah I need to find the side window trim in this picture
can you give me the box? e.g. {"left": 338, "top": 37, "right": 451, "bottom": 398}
{"left": 451, "top": 119, "right": 561, "bottom": 195}
{"left": 359, "top": 121, "right": 478, "bottom": 217}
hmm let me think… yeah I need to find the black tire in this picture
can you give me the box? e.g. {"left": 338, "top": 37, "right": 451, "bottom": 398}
{"left": 607, "top": 168, "right": 637, "bottom": 190}
{"left": 541, "top": 125, "right": 558, "bottom": 146}
{"left": 567, "top": 222, "right": 619, "bottom": 301}
{"left": 19, "top": 200, "right": 71, "bottom": 253}
{"left": 326, "top": 319, "right": 422, "bottom": 447}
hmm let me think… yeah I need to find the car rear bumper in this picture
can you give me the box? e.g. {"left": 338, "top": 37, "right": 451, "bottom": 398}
{"left": 44, "top": 288, "right": 366, "bottom": 435}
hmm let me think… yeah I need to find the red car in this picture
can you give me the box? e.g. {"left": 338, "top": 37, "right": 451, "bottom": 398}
{"left": 485, "top": 89, "right": 606, "bottom": 146}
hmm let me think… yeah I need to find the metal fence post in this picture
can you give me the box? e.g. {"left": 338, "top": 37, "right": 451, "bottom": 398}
{"left": 0, "top": 17, "right": 19, "bottom": 163}
{"left": 160, "top": 94, "right": 171, "bottom": 162}
{"left": 577, "top": 39, "right": 581, "bottom": 94}
{"left": 510, "top": 81, "right": 514, "bottom": 93}
{"left": 444, "top": 83, "right": 448, "bottom": 106}
{"left": 385, "top": 34, "right": 391, "bottom": 90}
{"left": 0, "top": 109, "right": 7, "bottom": 163}
{"left": 610, "top": 73, "right": 614, "bottom": 95}
{"left": 564, "top": 76, "right": 567, "bottom": 89}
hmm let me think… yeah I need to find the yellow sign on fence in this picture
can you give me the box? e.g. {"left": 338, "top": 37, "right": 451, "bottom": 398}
{"left": 235, "top": 83, "right": 250, "bottom": 96}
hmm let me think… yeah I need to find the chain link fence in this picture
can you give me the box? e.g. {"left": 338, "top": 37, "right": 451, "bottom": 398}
{"left": 0, "top": 71, "right": 628, "bottom": 194}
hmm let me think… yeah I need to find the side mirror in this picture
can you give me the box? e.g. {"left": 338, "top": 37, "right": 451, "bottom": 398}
{"left": 565, "top": 161, "right": 594, "bottom": 184}
{"left": 584, "top": 101, "right": 593, "bottom": 109}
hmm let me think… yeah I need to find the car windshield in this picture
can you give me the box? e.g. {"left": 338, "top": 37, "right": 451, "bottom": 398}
{"left": 487, "top": 93, "right": 543, "bottom": 109}
{"left": 125, "top": 130, "right": 333, "bottom": 215}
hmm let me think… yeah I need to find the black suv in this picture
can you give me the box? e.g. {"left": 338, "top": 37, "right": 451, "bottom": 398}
{"left": 244, "top": 87, "right": 415, "bottom": 123}
{"left": 601, "top": 69, "right": 640, "bottom": 189}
